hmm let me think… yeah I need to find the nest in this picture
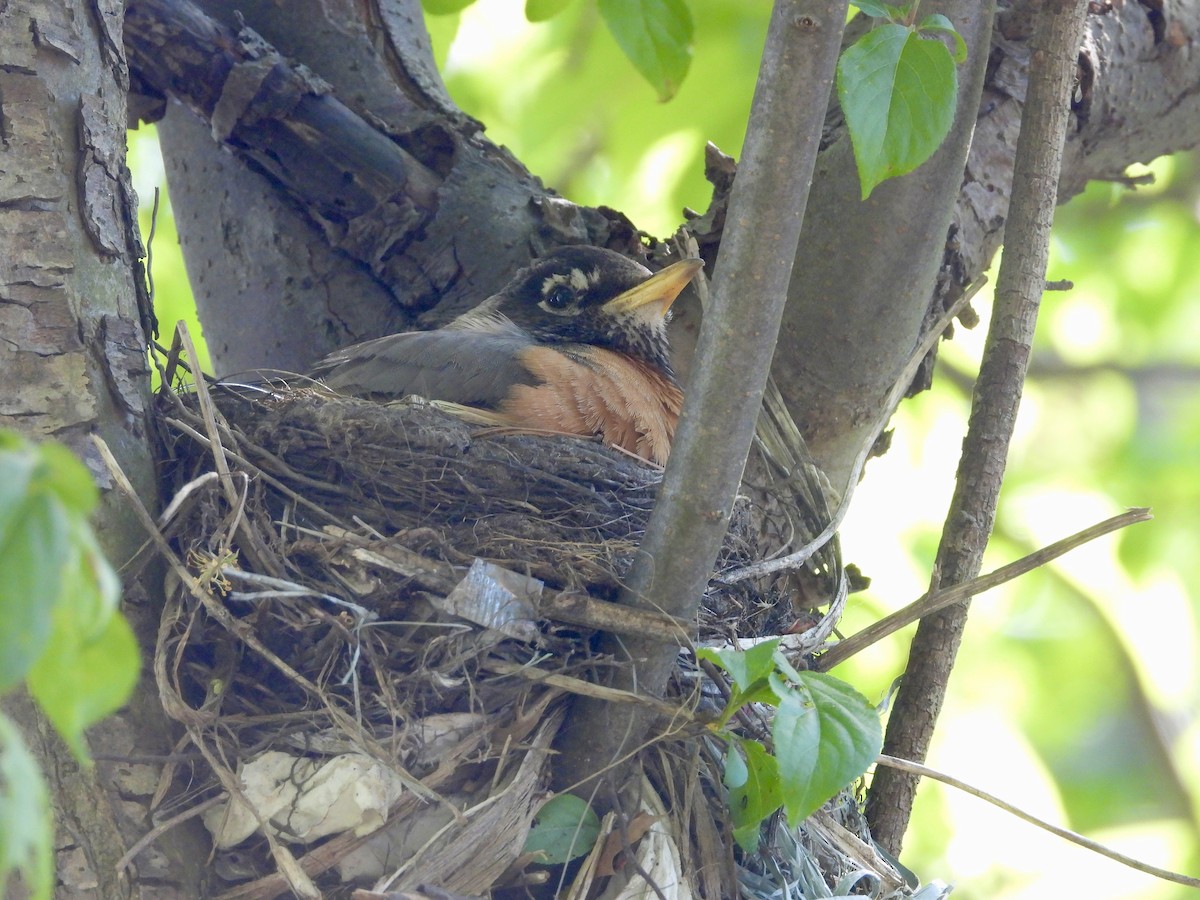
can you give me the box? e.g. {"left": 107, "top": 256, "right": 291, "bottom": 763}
{"left": 139, "top": 351, "right": 907, "bottom": 899}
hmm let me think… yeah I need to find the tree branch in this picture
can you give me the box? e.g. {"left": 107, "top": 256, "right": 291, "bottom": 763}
{"left": 866, "top": 0, "right": 1095, "bottom": 855}
{"left": 125, "top": 0, "right": 439, "bottom": 297}
{"left": 875, "top": 754, "right": 1200, "bottom": 889}
{"left": 552, "top": 0, "right": 850, "bottom": 796}
{"left": 765, "top": 0, "right": 995, "bottom": 488}
{"left": 817, "top": 508, "right": 1152, "bottom": 672}
{"left": 125, "top": 0, "right": 652, "bottom": 375}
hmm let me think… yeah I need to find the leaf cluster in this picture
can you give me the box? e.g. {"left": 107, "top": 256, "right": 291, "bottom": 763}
{"left": 0, "top": 431, "right": 140, "bottom": 899}
{"left": 425, "top": 0, "right": 965, "bottom": 203}
{"left": 698, "top": 639, "right": 883, "bottom": 852}
{"left": 840, "top": 1, "right": 968, "bottom": 197}
{"left": 518, "top": 639, "right": 881, "bottom": 864}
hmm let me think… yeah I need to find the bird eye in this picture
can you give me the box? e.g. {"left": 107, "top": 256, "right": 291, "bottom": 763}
{"left": 544, "top": 285, "right": 576, "bottom": 310}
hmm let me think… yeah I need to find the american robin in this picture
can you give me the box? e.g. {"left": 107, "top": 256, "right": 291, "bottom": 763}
{"left": 312, "top": 246, "right": 703, "bottom": 465}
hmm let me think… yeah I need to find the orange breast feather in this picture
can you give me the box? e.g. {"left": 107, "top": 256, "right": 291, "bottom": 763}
{"left": 502, "top": 346, "right": 682, "bottom": 465}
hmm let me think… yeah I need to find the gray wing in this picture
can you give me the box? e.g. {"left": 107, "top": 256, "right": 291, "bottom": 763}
{"left": 311, "top": 327, "right": 538, "bottom": 408}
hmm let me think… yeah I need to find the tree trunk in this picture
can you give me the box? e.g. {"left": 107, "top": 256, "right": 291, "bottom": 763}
{"left": 0, "top": 0, "right": 207, "bottom": 895}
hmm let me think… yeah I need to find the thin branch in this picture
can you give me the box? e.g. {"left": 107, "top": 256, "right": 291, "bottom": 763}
{"left": 867, "top": 0, "right": 1095, "bottom": 854}
{"left": 875, "top": 754, "right": 1200, "bottom": 889}
{"left": 552, "top": 0, "right": 851, "bottom": 796}
{"left": 817, "top": 508, "right": 1152, "bottom": 670}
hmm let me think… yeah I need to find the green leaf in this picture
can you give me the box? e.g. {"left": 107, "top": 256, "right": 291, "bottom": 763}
{"left": 421, "top": 0, "right": 477, "bottom": 14}
{"left": 525, "top": 0, "right": 572, "bottom": 21}
{"left": 725, "top": 738, "right": 782, "bottom": 853}
{"left": 0, "top": 491, "right": 70, "bottom": 692}
{"left": 27, "top": 538, "right": 138, "bottom": 761}
{"left": 0, "top": 434, "right": 38, "bottom": 546}
{"left": 524, "top": 793, "right": 601, "bottom": 864}
{"left": 850, "top": 0, "right": 894, "bottom": 17}
{"left": 0, "top": 432, "right": 138, "bottom": 756}
{"left": 723, "top": 740, "right": 749, "bottom": 789}
{"left": 837, "top": 23, "right": 959, "bottom": 199}
{"left": 74, "top": 521, "right": 123, "bottom": 630}
{"left": 597, "top": 0, "right": 693, "bottom": 101}
{"left": 770, "top": 671, "right": 882, "bottom": 826}
{"left": 36, "top": 441, "right": 99, "bottom": 514}
{"left": 919, "top": 14, "right": 968, "bottom": 64}
{"left": 0, "top": 713, "right": 53, "bottom": 900}
{"left": 0, "top": 433, "right": 111, "bottom": 692}
{"left": 697, "top": 638, "right": 780, "bottom": 694}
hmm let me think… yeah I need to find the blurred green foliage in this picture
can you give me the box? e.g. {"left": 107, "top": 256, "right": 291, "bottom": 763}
{"left": 423, "top": 0, "right": 768, "bottom": 237}
{"left": 127, "top": 3, "right": 1200, "bottom": 896}
{"left": 0, "top": 431, "right": 141, "bottom": 898}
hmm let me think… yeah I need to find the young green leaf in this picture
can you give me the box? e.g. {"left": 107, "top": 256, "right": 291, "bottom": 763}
{"left": 0, "top": 434, "right": 39, "bottom": 541}
{"left": 723, "top": 741, "right": 749, "bottom": 789}
{"left": 770, "top": 672, "right": 882, "bottom": 826}
{"left": 28, "top": 587, "right": 140, "bottom": 762}
{"left": 525, "top": 0, "right": 572, "bottom": 21}
{"left": 837, "top": 23, "right": 959, "bottom": 198}
{"left": 919, "top": 14, "right": 968, "bottom": 64}
{"left": 0, "top": 432, "right": 139, "bottom": 758}
{"left": 697, "top": 637, "right": 780, "bottom": 694}
{"left": 725, "top": 738, "right": 782, "bottom": 853}
{"left": 524, "top": 793, "right": 601, "bottom": 864}
{"left": 0, "top": 434, "right": 114, "bottom": 692}
{"left": 26, "top": 516, "right": 134, "bottom": 760}
{"left": 0, "top": 714, "right": 53, "bottom": 900}
{"left": 597, "top": 0, "right": 693, "bottom": 101}
{"left": 850, "top": 0, "right": 894, "bottom": 17}
{"left": 0, "top": 490, "right": 69, "bottom": 693}
{"left": 36, "top": 441, "right": 100, "bottom": 514}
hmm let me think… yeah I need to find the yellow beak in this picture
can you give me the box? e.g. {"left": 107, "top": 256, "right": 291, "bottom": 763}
{"left": 601, "top": 257, "right": 704, "bottom": 318}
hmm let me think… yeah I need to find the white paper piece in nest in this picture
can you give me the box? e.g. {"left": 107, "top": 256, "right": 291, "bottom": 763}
{"left": 431, "top": 558, "right": 543, "bottom": 642}
{"left": 202, "top": 751, "right": 408, "bottom": 848}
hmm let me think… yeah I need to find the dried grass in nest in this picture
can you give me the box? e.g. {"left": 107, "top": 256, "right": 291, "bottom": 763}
{"left": 141, "top": 345, "right": 881, "bottom": 898}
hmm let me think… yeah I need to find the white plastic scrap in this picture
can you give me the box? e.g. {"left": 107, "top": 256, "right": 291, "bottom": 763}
{"left": 435, "top": 558, "right": 543, "bottom": 641}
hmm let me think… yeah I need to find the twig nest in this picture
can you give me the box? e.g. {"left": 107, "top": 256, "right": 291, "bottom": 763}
{"left": 149, "top": 382, "right": 839, "bottom": 897}
{"left": 163, "top": 386, "right": 768, "bottom": 606}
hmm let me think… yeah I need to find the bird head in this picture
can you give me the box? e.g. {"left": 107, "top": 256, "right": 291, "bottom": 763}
{"left": 477, "top": 246, "right": 703, "bottom": 377}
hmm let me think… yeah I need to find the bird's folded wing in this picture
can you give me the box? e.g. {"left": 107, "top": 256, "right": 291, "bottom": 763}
{"left": 312, "top": 328, "right": 538, "bottom": 408}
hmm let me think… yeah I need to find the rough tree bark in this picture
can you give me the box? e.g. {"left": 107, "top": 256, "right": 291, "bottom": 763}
{"left": 0, "top": 0, "right": 208, "bottom": 895}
